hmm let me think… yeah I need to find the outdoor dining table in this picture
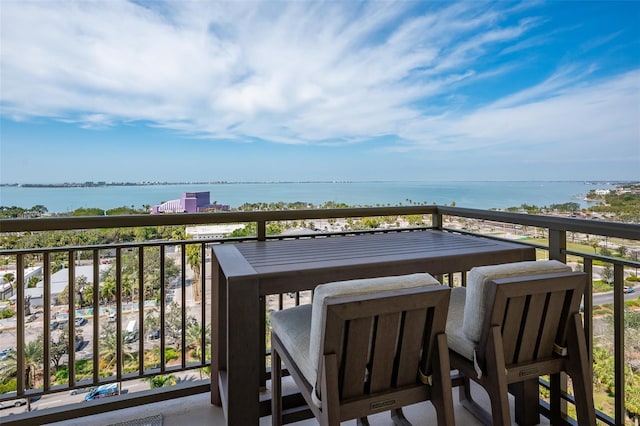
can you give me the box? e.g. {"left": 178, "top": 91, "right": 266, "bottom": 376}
{"left": 210, "top": 229, "right": 536, "bottom": 425}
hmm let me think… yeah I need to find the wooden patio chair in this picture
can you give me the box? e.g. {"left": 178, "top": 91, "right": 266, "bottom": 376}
{"left": 270, "top": 273, "right": 454, "bottom": 425}
{"left": 446, "top": 260, "right": 596, "bottom": 426}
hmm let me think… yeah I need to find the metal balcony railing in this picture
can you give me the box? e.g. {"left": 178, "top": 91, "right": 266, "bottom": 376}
{"left": 0, "top": 206, "right": 638, "bottom": 425}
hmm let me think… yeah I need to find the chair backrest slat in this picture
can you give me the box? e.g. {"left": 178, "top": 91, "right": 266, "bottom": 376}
{"left": 537, "top": 291, "right": 566, "bottom": 358}
{"left": 502, "top": 296, "right": 527, "bottom": 363}
{"left": 369, "top": 312, "right": 402, "bottom": 393}
{"left": 396, "top": 308, "right": 428, "bottom": 387}
{"left": 517, "top": 292, "right": 548, "bottom": 363}
{"left": 341, "top": 317, "right": 373, "bottom": 399}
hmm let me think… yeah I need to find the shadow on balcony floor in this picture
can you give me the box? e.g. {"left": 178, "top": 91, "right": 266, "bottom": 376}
{"left": 46, "top": 380, "right": 551, "bottom": 426}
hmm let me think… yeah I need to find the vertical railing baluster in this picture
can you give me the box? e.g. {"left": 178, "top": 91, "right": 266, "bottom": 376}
{"left": 92, "top": 250, "right": 100, "bottom": 385}
{"left": 16, "top": 254, "right": 25, "bottom": 397}
{"left": 160, "top": 245, "right": 166, "bottom": 371}
{"left": 613, "top": 263, "right": 625, "bottom": 424}
{"left": 68, "top": 250, "right": 76, "bottom": 390}
{"left": 200, "top": 242, "right": 206, "bottom": 366}
{"left": 43, "top": 253, "right": 51, "bottom": 392}
{"left": 138, "top": 246, "right": 145, "bottom": 373}
{"left": 181, "top": 243, "right": 187, "bottom": 369}
{"left": 115, "top": 248, "right": 123, "bottom": 380}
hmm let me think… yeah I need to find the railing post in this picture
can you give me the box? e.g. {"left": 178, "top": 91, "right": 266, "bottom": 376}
{"left": 548, "top": 229, "right": 568, "bottom": 420}
{"left": 583, "top": 259, "right": 593, "bottom": 363}
{"left": 257, "top": 220, "right": 266, "bottom": 241}
{"left": 432, "top": 208, "right": 443, "bottom": 229}
{"left": 548, "top": 229, "right": 567, "bottom": 262}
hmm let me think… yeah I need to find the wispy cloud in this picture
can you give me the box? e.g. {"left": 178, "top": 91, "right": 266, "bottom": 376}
{"left": 1, "top": 0, "right": 638, "bottom": 161}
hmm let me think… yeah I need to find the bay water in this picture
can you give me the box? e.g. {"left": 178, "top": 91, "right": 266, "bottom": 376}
{"left": 0, "top": 181, "right": 617, "bottom": 214}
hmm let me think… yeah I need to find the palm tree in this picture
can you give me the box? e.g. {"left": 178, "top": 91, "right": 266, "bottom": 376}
{"left": 185, "top": 245, "right": 201, "bottom": 302}
{"left": 0, "top": 339, "right": 43, "bottom": 411}
{"left": 99, "top": 323, "right": 118, "bottom": 375}
{"left": 144, "top": 374, "right": 177, "bottom": 389}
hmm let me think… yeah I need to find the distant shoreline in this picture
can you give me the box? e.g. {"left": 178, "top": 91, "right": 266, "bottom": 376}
{"left": 0, "top": 180, "right": 633, "bottom": 189}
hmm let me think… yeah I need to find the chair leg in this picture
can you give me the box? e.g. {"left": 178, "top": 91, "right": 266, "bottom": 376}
{"left": 566, "top": 313, "right": 596, "bottom": 426}
{"left": 271, "top": 346, "right": 282, "bottom": 426}
{"left": 430, "top": 333, "right": 455, "bottom": 426}
{"left": 509, "top": 379, "right": 540, "bottom": 426}
{"left": 485, "top": 326, "right": 511, "bottom": 426}
{"left": 391, "top": 408, "right": 412, "bottom": 425}
{"left": 357, "top": 417, "right": 371, "bottom": 426}
{"left": 457, "top": 375, "right": 491, "bottom": 426}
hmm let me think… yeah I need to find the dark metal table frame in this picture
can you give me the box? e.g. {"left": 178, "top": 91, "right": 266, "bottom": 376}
{"left": 210, "top": 230, "right": 536, "bottom": 425}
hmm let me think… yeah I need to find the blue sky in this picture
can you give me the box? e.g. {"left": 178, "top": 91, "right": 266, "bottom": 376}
{"left": 1, "top": 0, "right": 638, "bottom": 183}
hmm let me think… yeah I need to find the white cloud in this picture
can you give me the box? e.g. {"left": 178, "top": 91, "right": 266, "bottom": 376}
{"left": 395, "top": 70, "right": 640, "bottom": 158}
{"left": 1, "top": 0, "right": 638, "bottom": 164}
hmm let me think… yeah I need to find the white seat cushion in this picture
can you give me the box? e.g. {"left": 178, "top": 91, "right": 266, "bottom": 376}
{"left": 270, "top": 304, "right": 315, "bottom": 386}
{"left": 446, "top": 287, "right": 475, "bottom": 361}
{"left": 462, "top": 260, "right": 572, "bottom": 343}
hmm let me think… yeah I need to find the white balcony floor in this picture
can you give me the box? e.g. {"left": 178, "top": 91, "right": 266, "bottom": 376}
{"left": 46, "top": 380, "right": 551, "bottom": 426}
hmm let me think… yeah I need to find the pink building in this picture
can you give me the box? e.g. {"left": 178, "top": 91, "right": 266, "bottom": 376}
{"left": 151, "top": 191, "right": 229, "bottom": 214}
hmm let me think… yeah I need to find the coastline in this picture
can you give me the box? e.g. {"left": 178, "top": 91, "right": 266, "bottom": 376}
{"left": 0, "top": 180, "right": 625, "bottom": 214}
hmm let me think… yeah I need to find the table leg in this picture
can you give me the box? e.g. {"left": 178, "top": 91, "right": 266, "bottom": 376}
{"left": 226, "top": 276, "right": 261, "bottom": 425}
{"left": 211, "top": 257, "right": 226, "bottom": 406}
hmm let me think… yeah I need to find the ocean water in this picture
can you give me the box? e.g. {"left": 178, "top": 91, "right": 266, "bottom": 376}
{"left": 0, "top": 181, "right": 617, "bottom": 213}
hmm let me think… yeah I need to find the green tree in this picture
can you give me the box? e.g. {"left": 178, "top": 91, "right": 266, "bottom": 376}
{"left": 601, "top": 264, "right": 614, "bottom": 285}
{"left": 98, "top": 323, "right": 118, "bottom": 376}
{"left": 144, "top": 374, "right": 177, "bottom": 389}
{"left": 186, "top": 244, "right": 201, "bottom": 302}
{"left": 165, "top": 302, "right": 183, "bottom": 350}
{"left": 100, "top": 247, "right": 179, "bottom": 302}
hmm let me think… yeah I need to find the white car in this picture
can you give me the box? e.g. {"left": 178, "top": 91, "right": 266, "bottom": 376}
{"left": 0, "top": 398, "right": 26, "bottom": 409}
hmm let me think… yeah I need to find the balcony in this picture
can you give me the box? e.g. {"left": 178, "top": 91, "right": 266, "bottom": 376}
{"left": 1, "top": 206, "right": 638, "bottom": 425}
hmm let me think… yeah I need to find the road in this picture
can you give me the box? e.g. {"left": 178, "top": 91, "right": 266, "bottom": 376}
{"left": 0, "top": 370, "right": 206, "bottom": 416}
{"left": 592, "top": 284, "right": 639, "bottom": 306}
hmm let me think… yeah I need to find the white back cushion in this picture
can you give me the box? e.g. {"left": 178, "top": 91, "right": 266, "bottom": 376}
{"left": 462, "top": 260, "right": 572, "bottom": 343}
{"left": 309, "top": 273, "right": 442, "bottom": 374}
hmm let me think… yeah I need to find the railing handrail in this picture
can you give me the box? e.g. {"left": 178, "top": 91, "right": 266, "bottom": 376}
{"left": 2, "top": 205, "right": 639, "bottom": 240}
{"left": 0, "top": 206, "right": 438, "bottom": 232}
{"left": 436, "top": 206, "right": 640, "bottom": 239}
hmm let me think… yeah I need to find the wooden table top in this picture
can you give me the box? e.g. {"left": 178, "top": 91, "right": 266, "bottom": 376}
{"left": 214, "top": 230, "right": 536, "bottom": 290}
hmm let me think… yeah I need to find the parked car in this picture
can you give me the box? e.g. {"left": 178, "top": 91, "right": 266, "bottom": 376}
{"left": 0, "top": 348, "right": 15, "bottom": 361}
{"left": 0, "top": 398, "right": 26, "bottom": 409}
{"left": 624, "top": 286, "right": 635, "bottom": 294}
{"left": 70, "top": 386, "right": 95, "bottom": 396}
{"left": 75, "top": 317, "right": 87, "bottom": 327}
{"left": 74, "top": 335, "right": 84, "bottom": 351}
{"left": 84, "top": 383, "right": 119, "bottom": 401}
{"left": 148, "top": 329, "right": 161, "bottom": 340}
{"left": 50, "top": 321, "right": 59, "bottom": 330}
{"left": 124, "top": 332, "right": 138, "bottom": 344}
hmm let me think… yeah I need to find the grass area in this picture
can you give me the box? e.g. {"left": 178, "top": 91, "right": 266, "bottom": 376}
{"left": 593, "top": 280, "right": 613, "bottom": 293}
{"left": 525, "top": 238, "right": 601, "bottom": 256}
